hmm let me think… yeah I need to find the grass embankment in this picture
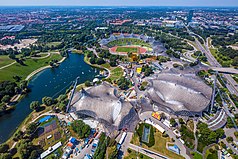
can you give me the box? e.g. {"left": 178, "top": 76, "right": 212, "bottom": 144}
{"left": 232, "top": 74, "right": 238, "bottom": 83}
{"left": 124, "top": 149, "right": 152, "bottom": 159}
{"left": 187, "top": 40, "right": 199, "bottom": 51}
{"left": 84, "top": 55, "right": 124, "bottom": 81}
{"left": 0, "top": 53, "right": 62, "bottom": 82}
{"left": 5, "top": 106, "right": 52, "bottom": 147}
{"left": 191, "top": 152, "right": 203, "bottom": 159}
{"left": 210, "top": 48, "right": 233, "bottom": 67}
{"left": 207, "top": 37, "right": 212, "bottom": 48}
{"left": 131, "top": 130, "right": 184, "bottom": 159}
{"left": 108, "top": 67, "right": 123, "bottom": 81}
{"left": 204, "top": 146, "right": 218, "bottom": 159}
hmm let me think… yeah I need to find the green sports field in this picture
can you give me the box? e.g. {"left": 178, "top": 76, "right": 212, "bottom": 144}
{"left": 116, "top": 47, "right": 138, "bottom": 53}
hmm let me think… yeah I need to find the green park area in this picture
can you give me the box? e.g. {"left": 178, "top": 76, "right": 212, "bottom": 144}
{"left": 205, "top": 146, "right": 218, "bottom": 159}
{"left": 107, "top": 38, "right": 151, "bottom": 48}
{"left": 45, "top": 42, "right": 61, "bottom": 47}
{"left": 116, "top": 46, "right": 138, "bottom": 53}
{"left": 0, "top": 53, "right": 63, "bottom": 82}
{"left": 124, "top": 149, "right": 152, "bottom": 159}
{"left": 0, "top": 55, "right": 15, "bottom": 68}
{"left": 210, "top": 48, "right": 233, "bottom": 67}
{"left": 191, "top": 152, "right": 203, "bottom": 159}
{"left": 108, "top": 67, "right": 124, "bottom": 81}
{"left": 131, "top": 123, "right": 184, "bottom": 159}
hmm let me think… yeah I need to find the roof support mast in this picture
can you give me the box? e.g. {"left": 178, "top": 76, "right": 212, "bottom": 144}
{"left": 66, "top": 76, "right": 79, "bottom": 113}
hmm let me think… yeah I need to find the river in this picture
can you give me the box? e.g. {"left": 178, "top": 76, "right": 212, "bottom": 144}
{"left": 0, "top": 53, "right": 99, "bottom": 143}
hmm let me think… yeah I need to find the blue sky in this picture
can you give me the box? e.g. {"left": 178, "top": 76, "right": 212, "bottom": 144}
{"left": 0, "top": 0, "right": 238, "bottom": 6}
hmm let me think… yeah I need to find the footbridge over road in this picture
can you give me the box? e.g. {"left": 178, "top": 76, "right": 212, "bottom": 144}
{"left": 211, "top": 67, "right": 238, "bottom": 74}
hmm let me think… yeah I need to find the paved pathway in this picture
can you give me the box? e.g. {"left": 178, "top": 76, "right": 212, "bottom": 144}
{"left": 129, "top": 143, "right": 169, "bottom": 159}
{"left": 0, "top": 61, "right": 16, "bottom": 70}
{"left": 25, "top": 56, "right": 66, "bottom": 80}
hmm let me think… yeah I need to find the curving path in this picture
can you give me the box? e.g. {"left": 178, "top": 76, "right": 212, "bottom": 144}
{"left": 0, "top": 61, "right": 16, "bottom": 70}
{"left": 25, "top": 56, "right": 66, "bottom": 81}
{"left": 31, "top": 53, "right": 50, "bottom": 59}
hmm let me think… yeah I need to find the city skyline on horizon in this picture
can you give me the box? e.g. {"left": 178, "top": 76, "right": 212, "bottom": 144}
{"left": 1, "top": 0, "right": 238, "bottom": 7}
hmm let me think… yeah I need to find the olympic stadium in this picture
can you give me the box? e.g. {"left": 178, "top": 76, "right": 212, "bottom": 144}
{"left": 100, "top": 33, "right": 166, "bottom": 55}
{"left": 145, "top": 72, "right": 213, "bottom": 116}
{"left": 70, "top": 83, "right": 138, "bottom": 131}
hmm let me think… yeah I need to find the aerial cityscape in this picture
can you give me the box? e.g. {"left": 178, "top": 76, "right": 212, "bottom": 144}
{"left": 0, "top": 1, "right": 238, "bottom": 159}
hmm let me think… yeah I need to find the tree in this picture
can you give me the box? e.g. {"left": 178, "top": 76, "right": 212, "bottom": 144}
{"left": 117, "top": 77, "right": 130, "bottom": 90}
{"left": 170, "top": 118, "right": 177, "bottom": 127}
{"left": 234, "top": 131, "right": 238, "bottom": 139}
{"left": 29, "top": 150, "right": 38, "bottom": 159}
{"left": 215, "top": 128, "right": 225, "bottom": 139}
{"left": 1, "top": 95, "right": 11, "bottom": 103}
{"left": 57, "top": 94, "right": 67, "bottom": 102}
{"left": 227, "top": 149, "right": 233, "bottom": 154}
{"left": 226, "top": 136, "right": 233, "bottom": 143}
{"left": 179, "top": 118, "right": 185, "bottom": 124}
{"left": 0, "top": 144, "right": 9, "bottom": 153}
{"left": 84, "top": 80, "right": 91, "bottom": 87}
{"left": 0, "top": 153, "right": 11, "bottom": 159}
{"left": 13, "top": 75, "right": 21, "bottom": 82}
{"left": 96, "top": 58, "right": 105, "bottom": 65}
{"left": 9, "top": 53, "right": 15, "bottom": 59}
{"left": 42, "top": 97, "right": 53, "bottom": 106}
{"left": 71, "top": 120, "right": 90, "bottom": 138}
{"left": 26, "top": 123, "right": 37, "bottom": 135}
{"left": 13, "top": 130, "right": 23, "bottom": 141}
{"left": 20, "top": 80, "right": 28, "bottom": 91}
{"left": 226, "top": 117, "right": 234, "bottom": 128}
{"left": 90, "top": 57, "right": 96, "bottom": 64}
{"left": 30, "top": 101, "right": 40, "bottom": 111}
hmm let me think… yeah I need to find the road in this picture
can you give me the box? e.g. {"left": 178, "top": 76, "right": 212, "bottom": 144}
{"left": 129, "top": 143, "right": 169, "bottom": 159}
{"left": 72, "top": 131, "right": 101, "bottom": 159}
{"left": 190, "top": 31, "right": 238, "bottom": 96}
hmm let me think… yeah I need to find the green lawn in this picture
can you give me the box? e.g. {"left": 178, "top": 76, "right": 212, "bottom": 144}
{"left": 131, "top": 130, "right": 184, "bottom": 159}
{"left": 191, "top": 152, "right": 203, "bottom": 159}
{"left": 205, "top": 149, "right": 218, "bottom": 159}
{"left": 116, "top": 47, "right": 138, "bottom": 53}
{"left": 45, "top": 42, "right": 61, "bottom": 47}
{"left": 210, "top": 48, "right": 233, "bottom": 67}
{"left": 0, "top": 53, "right": 62, "bottom": 82}
{"left": 108, "top": 67, "right": 124, "bottom": 81}
{"left": 107, "top": 38, "right": 151, "bottom": 48}
{"left": 124, "top": 149, "right": 152, "bottom": 159}
{"left": 0, "top": 55, "right": 15, "bottom": 68}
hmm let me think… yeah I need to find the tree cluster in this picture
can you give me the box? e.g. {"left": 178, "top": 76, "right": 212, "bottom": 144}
{"left": 117, "top": 77, "right": 131, "bottom": 90}
{"left": 197, "top": 123, "right": 225, "bottom": 147}
{"left": 71, "top": 120, "right": 91, "bottom": 138}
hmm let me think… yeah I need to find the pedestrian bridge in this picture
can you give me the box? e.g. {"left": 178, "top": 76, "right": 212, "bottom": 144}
{"left": 211, "top": 67, "right": 238, "bottom": 74}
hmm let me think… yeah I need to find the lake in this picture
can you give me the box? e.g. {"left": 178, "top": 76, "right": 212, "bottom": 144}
{"left": 0, "top": 53, "right": 99, "bottom": 143}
